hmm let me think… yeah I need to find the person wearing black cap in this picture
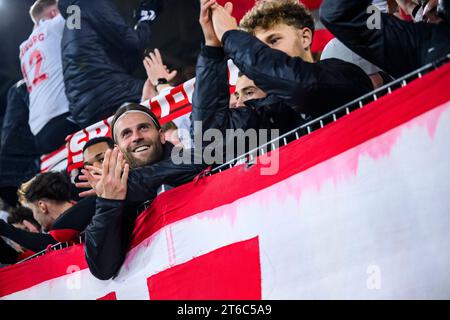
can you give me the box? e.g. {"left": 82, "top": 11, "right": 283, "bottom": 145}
{"left": 80, "top": 103, "right": 206, "bottom": 280}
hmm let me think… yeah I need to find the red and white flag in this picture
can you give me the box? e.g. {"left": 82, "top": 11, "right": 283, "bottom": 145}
{"left": 2, "top": 62, "right": 450, "bottom": 299}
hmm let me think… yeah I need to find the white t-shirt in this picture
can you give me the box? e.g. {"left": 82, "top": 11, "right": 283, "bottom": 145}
{"left": 19, "top": 14, "right": 69, "bottom": 135}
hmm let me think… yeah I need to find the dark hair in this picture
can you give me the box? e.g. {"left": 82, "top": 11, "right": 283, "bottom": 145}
{"left": 111, "top": 103, "right": 161, "bottom": 142}
{"left": 83, "top": 136, "right": 114, "bottom": 153}
{"left": 24, "top": 172, "right": 71, "bottom": 204}
{"left": 7, "top": 207, "right": 40, "bottom": 230}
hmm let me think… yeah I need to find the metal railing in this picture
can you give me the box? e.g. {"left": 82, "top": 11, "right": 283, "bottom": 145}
{"left": 14, "top": 55, "right": 450, "bottom": 264}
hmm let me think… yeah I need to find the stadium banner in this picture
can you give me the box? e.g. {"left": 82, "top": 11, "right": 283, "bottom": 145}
{"left": 3, "top": 63, "right": 449, "bottom": 299}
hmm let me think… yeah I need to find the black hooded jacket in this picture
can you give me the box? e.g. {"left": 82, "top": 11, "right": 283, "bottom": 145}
{"left": 59, "top": 0, "right": 152, "bottom": 128}
{"left": 320, "top": 0, "right": 450, "bottom": 79}
{"left": 84, "top": 143, "right": 207, "bottom": 280}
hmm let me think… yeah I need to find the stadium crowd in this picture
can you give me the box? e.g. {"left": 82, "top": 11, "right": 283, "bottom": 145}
{"left": 0, "top": 0, "right": 449, "bottom": 280}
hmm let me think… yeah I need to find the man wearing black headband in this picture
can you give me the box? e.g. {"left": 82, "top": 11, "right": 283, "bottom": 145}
{"left": 81, "top": 103, "right": 206, "bottom": 280}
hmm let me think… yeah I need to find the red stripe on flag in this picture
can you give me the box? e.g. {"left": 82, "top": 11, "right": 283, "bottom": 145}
{"left": 147, "top": 237, "right": 262, "bottom": 300}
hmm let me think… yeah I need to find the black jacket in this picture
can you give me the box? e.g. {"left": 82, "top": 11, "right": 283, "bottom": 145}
{"left": 221, "top": 30, "right": 374, "bottom": 118}
{"left": 0, "top": 81, "right": 39, "bottom": 188}
{"left": 320, "top": 0, "right": 450, "bottom": 78}
{"left": 59, "top": 0, "right": 151, "bottom": 128}
{"left": 84, "top": 143, "right": 207, "bottom": 280}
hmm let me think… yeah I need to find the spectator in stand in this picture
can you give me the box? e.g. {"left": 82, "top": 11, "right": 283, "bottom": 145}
{"left": 208, "top": 0, "right": 373, "bottom": 119}
{"left": 0, "top": 81, "right": 40, "bottom": 209}
{"left": 20, "top": 0, "right": 80, "bottom": 155}
{"left": 79, "top": 103, "right": 206, "bottom": 280}
{"left": 320, "top": 0, "right": 450, "bottom": 79}
{"left": 192, "top": 0, "right": 310, "bottom": 153}
{"left": 59, "top": 0, "right": 162, "bottom": 128}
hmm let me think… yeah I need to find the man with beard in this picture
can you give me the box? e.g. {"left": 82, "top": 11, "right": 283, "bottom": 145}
{"left": 81, "top": 103, "right": 206, "bottom": 280}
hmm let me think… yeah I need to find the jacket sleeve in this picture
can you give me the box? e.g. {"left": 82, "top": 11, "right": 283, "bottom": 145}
{"left": 88, "top": 0, "right": 152, "bottom": 53}
{"left": 319, "top": 0, "right": 433, "bottom": 78}
{"left": 221, "top": 30, "right": 360, "bottom": 113}
{"left": 84, "top": 198, "right": 129, "bottom": 280}
{"left": 0, "top": 220, "right": 57, "bottom": 253}
{"left": 191, "top": 45, "right": 232, "bottom": 142}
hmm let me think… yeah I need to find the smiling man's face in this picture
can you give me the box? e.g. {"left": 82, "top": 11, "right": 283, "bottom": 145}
{"left": 114, "top": 112, "right": 165, "bottom": 168}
